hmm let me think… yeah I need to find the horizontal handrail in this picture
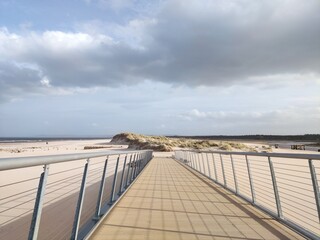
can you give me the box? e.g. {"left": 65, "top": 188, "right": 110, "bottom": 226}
{"left": 175, "top": 150, "right": 320, "bottom": 240}
{"left": 178, "top": 149, "right": 320, "bottom": 160}
{"left": 0, "top": 150, "right": 151, "bottom": 171}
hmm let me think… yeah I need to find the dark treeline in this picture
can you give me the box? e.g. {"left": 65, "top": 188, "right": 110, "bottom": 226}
{"left": 168, "top": 134, "right": 320, "bottom": 142}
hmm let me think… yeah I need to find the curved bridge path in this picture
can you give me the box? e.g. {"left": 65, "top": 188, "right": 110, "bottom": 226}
{"left": 89, "top": 157, "right": 304, "bottom": 240}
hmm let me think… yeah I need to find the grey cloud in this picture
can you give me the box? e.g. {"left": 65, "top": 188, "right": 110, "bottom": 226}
{"left": 1, "top": 0, "right": 320, "bottom": 102}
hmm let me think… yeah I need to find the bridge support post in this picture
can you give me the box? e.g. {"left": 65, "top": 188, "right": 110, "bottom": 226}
{"left": 230, "top": 155, "right": 238, "bottom": 194}
{"left": 268, "top": 156, "right": 282, "bottom": 219}
{"left": 94, "top": 157, "right": 109, "bottom": 220}
{"left": 109, "top": 156, "right": 120, "bottom": 204}
{"left": 28, "top": 164, "right": 50, "bottom": 240}
{"left": 309, "top": 159, "right": 320, "bottom": 223}
{"left": 245, "top": 155, "right": 255, "bottom": 204}
{"left": 71, "top": 159, "right": 89, "bottom": 240}
{"left": 118, "top": 155, "right": 128, "bottom": 196}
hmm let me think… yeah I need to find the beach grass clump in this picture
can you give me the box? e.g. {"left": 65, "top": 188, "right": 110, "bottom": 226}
{"left": 111, "top": 133, "right": 258, "bottom": 152}
{"left": 111, "top": 133, "right": 219, "bottom": 152}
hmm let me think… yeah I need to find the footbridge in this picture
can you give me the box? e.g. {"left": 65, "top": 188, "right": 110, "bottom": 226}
{"left": 0, "top": 150, "right": 319, "bottom": 239}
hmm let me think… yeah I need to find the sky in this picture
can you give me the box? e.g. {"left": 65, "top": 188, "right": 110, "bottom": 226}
{"left": 0, "top": 0, "right": 319, "bottom": 137}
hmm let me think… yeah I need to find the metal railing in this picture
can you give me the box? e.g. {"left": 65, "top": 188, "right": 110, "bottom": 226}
{"left": 0, "top": 150, "right": 153, "bottom": 240}
{"left": 174, "top": 150, "right": 320, "bottom": 240}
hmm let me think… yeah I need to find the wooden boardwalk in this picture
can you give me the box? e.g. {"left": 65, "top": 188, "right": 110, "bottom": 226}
{"left": 89, "top": 157, "right": 304, "bottom": 240}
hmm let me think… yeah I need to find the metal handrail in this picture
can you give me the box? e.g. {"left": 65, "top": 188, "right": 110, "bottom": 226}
{"left": 0, "top": 150, "right": 153, "bottom": 240}
{"left": 179, "top": 149, "right": 320, "bottom": 160}
{"left": 0, "top": 150, "right": 151, "bottom": 171}
{"left": 174, "top": 150, "right": 320, "bottom": 240}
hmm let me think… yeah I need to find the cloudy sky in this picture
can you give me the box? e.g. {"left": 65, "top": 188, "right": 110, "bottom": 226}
{"left": 0, "top": 0, "right": 319, "bottom": 137}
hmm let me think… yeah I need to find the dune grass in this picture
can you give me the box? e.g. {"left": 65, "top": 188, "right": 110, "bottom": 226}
{"left": 111, "top": 132, "right": 261, "bottom": 152}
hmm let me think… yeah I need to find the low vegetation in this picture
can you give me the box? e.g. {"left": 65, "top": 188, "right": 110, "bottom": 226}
{"left": 111, "top": 133, "right": 260, "bottom": 152}
{"left": 83, "top": 146, "right": 112, "bottom": 150}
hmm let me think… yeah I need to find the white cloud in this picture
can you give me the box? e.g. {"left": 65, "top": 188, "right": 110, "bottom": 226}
{"left": 40, "top": 77, "right": 51, "bottom": 87}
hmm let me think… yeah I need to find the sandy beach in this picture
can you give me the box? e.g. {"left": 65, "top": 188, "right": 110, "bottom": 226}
{"left": 0, "top": 139, "right": 319, "bottom": 239}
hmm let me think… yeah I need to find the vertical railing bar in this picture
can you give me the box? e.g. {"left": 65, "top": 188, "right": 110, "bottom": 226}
{"left": 130, "top": 153, "right": 137, "bottom": 182}
{"left": 191, "top": 152, "right": 194, "bottom": 169}
{"left": 71, "top": 159, "right": 90, "bottom": 240}
{"left": 212, "top": 153, "right": 218, "bottom": 181}
{"left": 245, "top": 155, "right": 255, "bottom": 204}
{"left": 109, "top": 155, "right": 120, "bottom": 204}
{"left": 136, "top": 154, "right": 141, "bottom": 175}
{"left": 124, "top": 154, "right": 133, "bottom": 188}
{"left": 138, "top": 153, "right": 142, "bottom": 175}
{"left": 220, "top": 154, "right": 227, "bottom": 187}
{"left": 230, "top": 154, "right": 238, "bottom": 194}
{"left": 206, "top": 153, "right": 212, "bottom": 179}
{"left": 118, "top": 155, "right": 128, "bottom": 196}
{"left": 133, "top": 153, "right": 139, "bottom": 178}
{"left": 126, "top": 153, "right": 135, "bottom": 187}
{"left": 201, "top": 153, "right": 206, "bottom": 175}
{"left": 94, "top": 157, "right": 109, "bottom": 219}
{"left": 196, "top": 153, "right": 200, "bottom": 172}
{"left": 28, "top": 164, "right": 50, "bottom": 240}
{"left": 268, "top": 156, "right": 283, "bottom": 219}
{"left": 309, "top": 159, "right": 320, "bottom": 223}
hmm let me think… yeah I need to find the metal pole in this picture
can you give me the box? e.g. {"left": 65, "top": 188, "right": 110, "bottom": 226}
{"left": 230, "top": 155, "right": 238, "bottom": 194}
{"left": 201, "top": 153, "right": 206, "bottom": 175}
{"left": 28, "top": 164, "right": 50, "bottom": 240}
{"left": 206, "top": 153, "right": 212, "bottom": 179}
{"left": 109, "top": 155, "right": 120, "bottom": 204}
{"left": 220, "top": 154, "right": 227, "bottom": 187}
{"left": 130, "top": 153, "right": 137, "bottom": 182}
{"left": 94, "top": 157, "right": 108, "bottom": 219}
{"left": 126, "top": 154, "right": 134, "bottom": 187}
{"left": 71, "top": 159, "right": 90, "bottom": 240}
{"left": 118, "top": 155, "right": 128, "bottom": 196}
{"left": 133, "top": 153, "right": 139, "bottom": 178}
{"left": 245, "top": 155, "right": 255, "bottom": 203}
{"left": 268, "top": 156, "right": 282, "bottom": 219}
{"left": 196, "top": 153, "right": 200, "bottom": 172}
{"left": 309, "top": 159, "right": 320, "bottom": 222}
{"left": 212, "top": 153, "right": 218, "bottom": 181}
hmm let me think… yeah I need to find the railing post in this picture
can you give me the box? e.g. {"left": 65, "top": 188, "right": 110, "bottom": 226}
{"left": 126, "top": 154, "right": 134, "bottom": 187}
{"left": 201, "top": 153, "right": 206, "bottom": 175}
{"left": 125, "top": 154, "right": 133, "bottom": 188}
{"left": 196, "top": 153, "right": 200, "bottom": 172}
{"left": 309, "top": 159, "right": 320, "bottom": 222}
{"left": 130, "top": 154, "right": 137, "bottom": 182}
{"left": 268, "top": 156, "right": 282, "bottom": 219}
{"left": 118, "top": 155, "right": 128, "bottom": 196}
{"left": 109, "top": 155, "right": 120, "bottom": 204}
{"left": 191, "top": 152, "right": 195, "bottom": 169}
{"left": 206, "top": 153, "right": 212, "bottom": 179}
{"left": 71, "top": 159, "right": 90, "bottom": 240}
{"left": 245, "top": 155, "right": 255, "bottom": 203}
{"left": 230, "top": 155, "right": 238, "bottom": 194}
{"left": 220, "top": 154, "right": 227, "bottom": 187}
{"left": 28, "top": 164, "right": 50, "bottom": 240}
{"left": 133, "top": 154, "right": 139, "bottom": 178}
{"left": 94, "top": 157, "right": 109, "bottom": 220}
{"left": 212, "top": 153, "right": 218, "bottom": 181}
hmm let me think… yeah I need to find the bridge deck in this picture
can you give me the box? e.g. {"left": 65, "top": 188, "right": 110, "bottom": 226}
{"left": 89, "top": 157, "right": 304, "bottom": 240}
